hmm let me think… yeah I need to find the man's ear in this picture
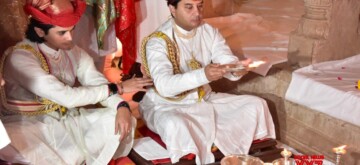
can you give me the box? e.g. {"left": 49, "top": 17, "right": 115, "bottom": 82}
{"left": 34, "top": 27, "right": 45, "bottom": 37}
{"left": 169, "top": 5, "right": 176, "bottom": 18}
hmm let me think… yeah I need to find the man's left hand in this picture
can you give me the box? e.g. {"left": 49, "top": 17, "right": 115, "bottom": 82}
{"left": 121, "top": 76, "right": 153, "bottom": 93}
{"left": 114, "top": 107, "right": 132, "bottom": 141}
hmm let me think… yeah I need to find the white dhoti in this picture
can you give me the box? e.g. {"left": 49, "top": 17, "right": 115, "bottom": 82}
{"left": 140, "top": 93, "right": 275, "bottom": 164}
{"left": 0, "top": 108, "right": 136, "bottom": 165}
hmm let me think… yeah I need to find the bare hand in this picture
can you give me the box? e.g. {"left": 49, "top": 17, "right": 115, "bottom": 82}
{"left": 233, "top": 59, "right": 253, "bottom": 76}
{"left": 240, "top": 58, "right": 252, "bottom": 68}
{"left": 114, "top": 107, "right": 132, "bottom": 141}
{"left": 27, "top": 0, "right": 51, "bottom": 10}
{"left": 204, "top": 63, "right": 226, "bottom": 81}
{"left": 121, "top": 76, "right": 153, "bottom": 93}
{"left": 221, "top": 59, "right": 252, "bottom": 77}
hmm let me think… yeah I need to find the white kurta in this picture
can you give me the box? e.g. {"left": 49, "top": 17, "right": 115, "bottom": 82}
{"left": 0, "top": 40, "right": 136, "bottom": 165}
{"left": 139, "top": 19, "right": 276, "bottom": 164}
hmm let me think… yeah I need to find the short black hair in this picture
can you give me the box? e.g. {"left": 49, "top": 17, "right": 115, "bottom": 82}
{"left": 25, "top": 18, "right": 54, "bottom": 43}
{"left": 167, "top": 0, "right": 181, "bottom": 8}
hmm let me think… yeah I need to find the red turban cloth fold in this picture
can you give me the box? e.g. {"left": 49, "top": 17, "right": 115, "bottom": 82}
{"left": 24, "top": 0, "right": 86, "bottom": 27}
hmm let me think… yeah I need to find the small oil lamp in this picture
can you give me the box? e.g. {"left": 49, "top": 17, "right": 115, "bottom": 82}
{"left": 280, "top": 148, "right": 292, "bottom": 165}
{"left": 332, "top": 145, "right": 347, "bottom": 165}
{"left": 249, "top": 60, "right": 266, "bottom": 68}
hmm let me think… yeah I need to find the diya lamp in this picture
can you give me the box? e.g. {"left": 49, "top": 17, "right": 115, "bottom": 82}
{"left": 332, "top": 145, "right": 347, "bottom": 165}
{"left": 248, "top": 60, "right": 266, "bottom": 68}
{"left": 224, "top": 60, "right": 266, "bottom": 72}
{"left": 280, "top": 148, "right": 292, "bottom": 165}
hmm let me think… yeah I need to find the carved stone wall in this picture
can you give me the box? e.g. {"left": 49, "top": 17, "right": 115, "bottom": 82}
{"left": 203, "top": 0, "right": 243, "bottom": 18}
{"left": 288, "top": 0, "right": 360, "bottom": 67}
{"left": 0, "top": 0, "right": 27, "bottom": 55}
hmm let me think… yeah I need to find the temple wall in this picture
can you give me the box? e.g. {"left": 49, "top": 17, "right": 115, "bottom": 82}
{"left": 202, "top": 0, "right": 240, "bottom": 18}
{"left": 288, "top": 0, "right": 360, "bottom": 67}
{"left": 0, "top": 0, "right": 27, "bottom": 55}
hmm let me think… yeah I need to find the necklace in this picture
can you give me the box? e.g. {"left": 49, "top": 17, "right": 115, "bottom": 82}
{"left": 172, "top": 21, "right": 201, "bottom": 70}
{"left": 172, "top": 27, "right": 205, "bottom": 102}
{"left": 173, "top": 33, "right": 201, "bottom": 70}
{"left": 172, "top": 21, "right": 197, "bottom": 39}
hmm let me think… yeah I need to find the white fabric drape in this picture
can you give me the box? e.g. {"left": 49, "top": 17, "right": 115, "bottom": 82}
{"left": 286, "top": 54, "right": 360, "bottom": 127}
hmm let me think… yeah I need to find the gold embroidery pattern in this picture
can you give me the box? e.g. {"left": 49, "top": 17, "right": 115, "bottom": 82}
{"left": 186, "top": 57, "right": 205, "bottom": 102}
{"left": 173, "top": 23, "right": 197, "bottom": 39}
{"left": 172, "top": 29, "right": 205, "bottom": 102}
{"left": 141, "top": 32, "right": 194, "bottom": 101}
{"left": 0, "top": 44, "right": 67, "bottom": 116}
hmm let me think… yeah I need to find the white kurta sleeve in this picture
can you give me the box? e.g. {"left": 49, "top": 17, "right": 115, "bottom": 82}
{"left": 146, "top": 38, "right": 210, "bottom": 97}
{"left": 208, "top": 26, "right": 242, "bottom": 81}
{"left": 74, "top": 48, "right": 123, "bottom": 110}
{"left": 7, "top": 48, "right": 122, "bottom": 109}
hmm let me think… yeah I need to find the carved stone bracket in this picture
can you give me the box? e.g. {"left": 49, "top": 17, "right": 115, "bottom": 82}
{"left": 300, "top": 0, "right": 332, "bottom": 39}
{"left": 297, "top": 18, "right": 329, "bottom": 39}
{"left": 288, "top": 0, "right": 333, "bottom": 67}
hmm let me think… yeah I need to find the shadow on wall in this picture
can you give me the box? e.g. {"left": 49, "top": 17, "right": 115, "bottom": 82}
{"left": 0, "top": 25, "right": 23, "bottom": 56}
{"left": 203, "top": 0, "right": 247, "bottom": 18}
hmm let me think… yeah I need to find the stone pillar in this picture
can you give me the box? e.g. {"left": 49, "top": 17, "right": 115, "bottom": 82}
{"left": 288, "top": 0, "right": 331, "bottom": 67}
{"left": 288, "top": 0, "right": 360, "bottom": 67}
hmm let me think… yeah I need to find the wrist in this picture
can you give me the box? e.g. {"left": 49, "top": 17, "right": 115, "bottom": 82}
{"left": 117, "top": 82, "right": 124, "bottom": 95}
{"left": 117, "top": 101, "right": 130, "bottom": 112}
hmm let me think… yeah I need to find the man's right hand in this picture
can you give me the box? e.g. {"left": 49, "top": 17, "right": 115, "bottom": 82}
{"left": 204, "top": 63, "right": 226, "bottom": 81}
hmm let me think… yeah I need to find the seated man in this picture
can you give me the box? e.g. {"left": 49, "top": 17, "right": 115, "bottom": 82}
{"left": 0, "top": 0, "right": 150, "bottom": 164}
{"left": 139, "top": 0, "right": 276, "bottom": 164}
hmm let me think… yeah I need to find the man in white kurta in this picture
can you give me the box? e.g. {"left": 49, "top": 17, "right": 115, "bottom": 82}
{"left": 139, "top": 0, "right": 276, "bottom": 164}
{"left": 0, "top": 0, "right": 136, "bottom": 164}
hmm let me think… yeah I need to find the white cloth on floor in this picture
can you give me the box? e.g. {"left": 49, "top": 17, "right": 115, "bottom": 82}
{"left": 285, "top": 54, "right": 360, "bottom": 127}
